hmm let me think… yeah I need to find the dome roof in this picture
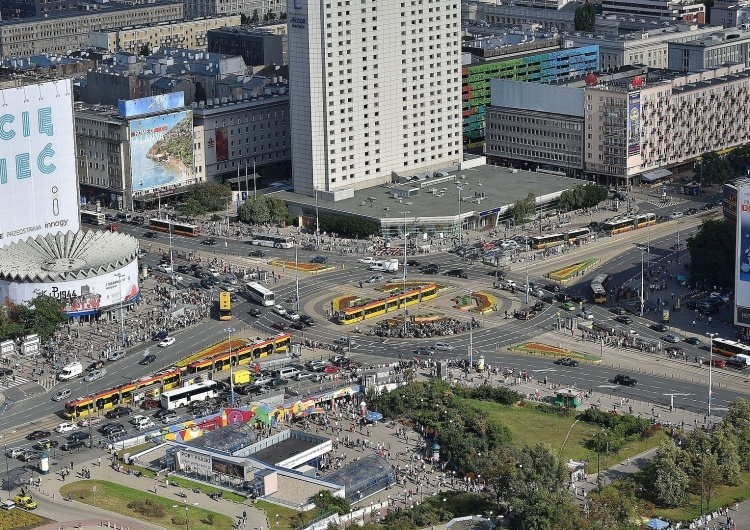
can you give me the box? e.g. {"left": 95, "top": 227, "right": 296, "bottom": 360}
{"left": 0, "top": 230, "right": 138, "bottom": 283}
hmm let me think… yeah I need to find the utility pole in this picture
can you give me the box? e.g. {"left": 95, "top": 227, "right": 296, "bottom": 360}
{"left": 401, "top": 211, "right": 410, "bottom": 336}
{"left": 707, "top": 332, "right": 717, "bottom": 417}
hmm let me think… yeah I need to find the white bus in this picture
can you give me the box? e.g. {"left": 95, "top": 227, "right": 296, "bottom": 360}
{"left": 81, "top": 211, "right": 106, "bottom": 226}
{"left": 246, "top": 282, "right": 275, "bottom": 306}
{"left": 251, "top": 234, "right": 294, "bottom": 248}
{"left": 160, "top": 380, "right": 219, "bottom": 410}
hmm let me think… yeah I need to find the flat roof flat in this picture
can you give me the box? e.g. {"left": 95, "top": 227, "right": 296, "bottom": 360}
{"left": 275, "top": 166, "right": 582, "bottom": 223}
{"left": 251, "top": 437, "right": 318, "bottom": 466}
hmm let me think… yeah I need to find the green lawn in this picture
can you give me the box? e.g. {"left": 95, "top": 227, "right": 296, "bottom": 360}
{"left": 255, "top": 499, "right": 327, "bottom": 530}
{"left": 465, "top": 400, "right": 668, "bottom": 473}
{"left": 0, "top": 507, "right": 47, "bottom": 529}
{"left": 60, "top": 480, "right": 236, "bottom": 530}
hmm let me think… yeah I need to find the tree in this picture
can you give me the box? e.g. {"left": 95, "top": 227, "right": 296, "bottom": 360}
{"left": 686, "top": 219, "right": 734, "bottom": 289}
{"left": 239, "top": 197, "right": 271, "bottom": 224}
{"left": 558, "top": 185, "right": 608, "bottom": 212}
{"left": 138, "top": 43, "right": 152, "bottom": 57}
{"left": 280, "top": 11, "right": 287, "bottom": 19}
{"left": 181, "top": 198, "right": 206, "bottom": 219}
{"left": 702, "top": 0, "right": 714, "bottom": 23}
{"left": 250, "top": 9, "right": 260, "bottom": 24}
{"left": 314, "top": 489, "right": 350, "bottom": 515}
{"left": 716, "top": 398, "right": 750, "bottom": 471}
{"left": 194, "top": 82, "right": 207, "bottom": 104}
{"left": 240, "top": 13, "right": 248, "bottom": 24}
{"left": 574, "top": 0, "right": 596, "bottom": 31}
{"left": 267, "top": 196, "right": 288, "bottom": 223}
{"left": 584, "top": 484, "right": 638, "bottom": 530}
{"left": 21, "top": 294, "right": 66, "bottom": 341}
{"left": 267, "top": 9, "right": 277, "bottom": 20}
{"left": 508, "top": 192, "right": 536, "bottom": 224}
{"left": 694, "top": 151, "right": 732, "bottom": 186}
{"left": 648, "top": 440, "right": 691, "bottom": 507}
{"left": 187, "top": 182, "right": 232, "bottom": 213}
{"left": 0, "top": 305, "right": 24, "bottom": 340}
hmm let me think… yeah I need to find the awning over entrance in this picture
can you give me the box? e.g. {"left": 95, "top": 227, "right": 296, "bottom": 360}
{"left": 640, "top": 169, "right": 672, "bottom": 182}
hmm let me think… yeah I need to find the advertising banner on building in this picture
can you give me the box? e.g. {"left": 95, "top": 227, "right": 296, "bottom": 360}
{"left": 215, "top": 127, "right": 229, "bottom": 162}
{"left": 118, "top": 93, "right": 185, "bottom": 118}
{"left": 129, "top": 110, "right": 195, "bottom": 192}
{"left": 0, "top": 261, "right": 139, "bottom": 317}
{"left": 627, "top": 91, "right": 641, "bottom": 157}
{"left": 724, "top": 182, "right": 738, "bottom": 223}
{"left": 0, "top": 80, "right": 80, "bottom": 247}
{"left": 736, "top": 182, "right": 750, "bottom": 324}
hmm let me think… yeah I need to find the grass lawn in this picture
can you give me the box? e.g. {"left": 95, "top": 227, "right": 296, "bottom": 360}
{"left": 464, "top": 400, "right": 668, "bottom": 472}
{"left": 60, "top": 480, "right": 236, "bottom": 530}
{"left": 650, "top": 470, "right": 750, "bottom": 523}
{"left": 255, "top": 500, "right": 327, "bottom": 530}
{"left": 0, "top": 507, "right": 47, "bottom": 529}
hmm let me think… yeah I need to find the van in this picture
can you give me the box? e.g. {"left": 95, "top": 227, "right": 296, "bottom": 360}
{"left": 134, "top": 417, "right": 155, "bottom": 430}
{"left": 58, "top": 361, "right": 83, "bottom": 381}
{"left": 669, "top": 212, "right": 684, "bottom": 220}
{"left": 369, "top": 259, "right": 399, "bottom": 272}
{"left": 115, "top": 212, "right": 133, "bottom": 223}
{"left": 729, "top": 354, "right": 750, "bottom": 367}
{"left": 275, "top": 367, "right": 301, "bottom": 380}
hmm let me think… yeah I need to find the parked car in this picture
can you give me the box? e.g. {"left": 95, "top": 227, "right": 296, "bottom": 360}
{"left": 613, "top": 374, "right": 638, "bottom": 386}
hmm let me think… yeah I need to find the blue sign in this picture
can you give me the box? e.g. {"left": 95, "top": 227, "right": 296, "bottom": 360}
{"left": 118, "top": 93, "right": 185, "bottom": 118}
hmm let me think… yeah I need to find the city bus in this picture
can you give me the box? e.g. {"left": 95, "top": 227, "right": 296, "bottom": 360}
{"left": 590, "top": 274, "right": 609, "bottom": 304}
{"left": 529, "top": 233, "right": 565, "bottom": 250}
{"left": 635, "top": 213, "right": 656, "bottom": 229}
{"left": 337, "top": 284, "right": 439, "bottom": 325}
{"left": 218, "top": 291, "right": 232, "bottom": 321}
{"left": 601, "top": 217, "right": 636, "bottom": 235}
{"left": 148, "top": 218, "right": 201, "bottom": 237}
{"left": 186, "top": 333, "right": 293, "bottom": 374}
{"left": 564, "top": 228, "right": 590, "bottom": 244}
{"left": 63, "top": 367, "right": 182, "bottom": 419}
{"left": 711, "top": 337, "right": 750, "bottom": 358}
{"left": 246, "top": 282, "right": 275, "bottom": 306}
{"left": 81, "top": 211, "right": 106, "bottom": 226}
{"left": 160, "top": 380, "right": 219, "bottom": 410}
{"left": 251, "top": 234, "right": 294, "bottom": 248}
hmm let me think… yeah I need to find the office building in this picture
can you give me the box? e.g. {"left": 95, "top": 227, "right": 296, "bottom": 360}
{"left": 600, "top": 0, "right": 705, "bottom": 21}
{"left": 462, "top": 31, "right": 599, "bottom": 145}
{"left": 712, "top": 2, "right": 750, "bottom": 28}
{"left": 479, "top": 2, "right": 580, "bottom": 32}
{"left": 90, "top": 15, "right": 242, "bottom": 54}
{"left": 667, "top": 27, "right": 750, "bottom": 70}
{"left": 287, "top": 0, "right": 463, "bottom": 198}
{"left": 1, "top": 0, "right": 78, "bottom": 20}
{"left": 208, "top": 26, "right": 287, "bottom": 66}
{"left": 185, "top": 0, "right": 285, "bottom": 20}
{"left": 0, "top": 1, "right": 184, "bottom": 58}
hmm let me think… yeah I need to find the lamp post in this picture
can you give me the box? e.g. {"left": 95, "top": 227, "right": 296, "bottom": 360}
{"left": 456, "top": 184, "right": 464, "bottom": 258}
{"left": 294, "top": 238, "right": 300, "bottom": 312}
{"left": 468, "top": 289, "right": 474, "bottom": 370}
{"left": 115, "top": 272, "right": 126, "bottom": 347}
{"left": 224, "top": 198, "right": 230, "bottom": 249}
{"left": 1, "top": 434, "right": 9, "bottom": 499}
{"left": 442, "top": 497, "right": 446, "bottom": 521}
{"left": 640, "top": 248, "right": 645, "bottom": 318}
{"left": 172, "top": 502, "right": 189, "bottom": 530}
{"left": 707, "top": 332, "right": 717, "bottom": 417}
{"left": 401, "top": 211, "right": 410, "bottom": 336}
{"left": 314, "top": 187, "right": 320, "bottom": 248}
{"left": 225, "top": 327, "right": 236, "bottom": 407}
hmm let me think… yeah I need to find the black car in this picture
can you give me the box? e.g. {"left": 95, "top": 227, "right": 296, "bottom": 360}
{"left": 152, "top": 409, "right": 172, "bottom": 420}
{"left": 0, "top": 368, "right": 12, "bottom": 377}
{"left": 144, "top": 231, "right": 158, "bottom": 238}
{"left": 613, "top": 374, "right": 638, "bottom": 386}
{"left": 105, "top": 406, "right": 132, "bottom": 419}
{"left": 190, "top": 264, "right": 203, "bottom": 272}
{"left": 194, "top": 270, "right": 208, "bottom": 279}
{"left": 554, "top": 357, "right": 580, "bottom": 367}
{"left": 445, "top": 269, "right": 467, "bottom": 279}
{"left": 99, "top": 423, "right": 125, "bottom": 434}
{"left": 68, "top": 431, "right": 90, "bottom": 441}
{"left": 87, "top": 360, "right": 105, "bottom": 372}
{"left": 176, "top": 265, "right": 191, "bottom": 274}
{"left": 488, "top": 270, "right": 506, "bottom": 279}
{"left": 152, "top": 330, "right": 168, "bottom": 341}
{"left": 200, "top": 279, "right": 214, "bottom": 289}
{"left": 310, "top": 256, "right": 328, "bottom": 264}
{"left": 27, "top": 430, "right": 51, "bottom": 441}
{"left": 248, "top": 307, "right": 262, "bottom": 318}
{"left": 290, "top": 322, "right": 305, "bottom": 331}
{"left": 610, "top": 307, "right": 627, "bottom": 315}
{"left": 406, "top": 260, "right": 420, "bottom": 267}
{"left": 139, "top": 354, "right": 157, "bottom": 365}
{"left": 106, "top": 425, "right": 126, "bottom": 437}
{"left": 249, "top": 250, "right": 266, "bottom": 258}
{"left": 545, "top": 284, "right": 562, "bottom": 293}
{"left": 555, "top": 293, "right": 571, "bottom": 303}
{"left": 650, "top": 323, "right": 668, "bottom": 332}
{"left": 61, "top": 440, "right": 86, "bottom": 451}
{"left": 202, "top": 238, "right": 218, "bottom": 246}
{"left": 299, "top": 314, "right": 315, "bottom": 326}
{"left": 422, "top": 264, "right": 440, "bottom": 274}
{"left": 615, "top": 315, "right": 633, "bottom": 325}
{"left": 273, "top": 321, "right": 289, "bottom": 331}
{"left": 685, "top": 208, "right": 698, "bottom": 215}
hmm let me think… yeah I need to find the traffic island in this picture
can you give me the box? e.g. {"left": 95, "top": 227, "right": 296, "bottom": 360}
{"left": 267, "top": 260, "right": 334, "bottom": 273}
{"left": 547, "top": 258, "right": 600, "bottom": 282}
{"left": 510, "top": 341, "right": 601, "bottom": 364}
{"left": 451, "top": 292, "right": 496, "bottom": 313}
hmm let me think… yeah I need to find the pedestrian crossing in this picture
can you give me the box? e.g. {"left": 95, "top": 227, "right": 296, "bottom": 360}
{"left": 0, "top": 374, "right": 37, "bottom": 391}
{"left": 637, "top": 197, "right": 680, "bottom": 208}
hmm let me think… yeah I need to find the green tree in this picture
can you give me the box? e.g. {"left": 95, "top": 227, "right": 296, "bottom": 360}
{"left": 138, "top": 43, "right": 152, "bottom": 57}
{"left": 701, "top": 453, "right": 723, "bottom": 514}
{"left": 267, "top": 9, "right": 277, "bottom": 20}
{"left": 584, "top": 484, "right": 639, "bottom": 530}
{"left": 240, "top": 13, "right": 248, "bottom": 24}
{"left": 250, "top": 9, "right": 260, "bottom": 24}
{"left": 686, "top": 219, "right": 734, "bottom": 288}
{"left": 314, "top": 490, "right": 350, "bottom": 515}
{"left": 194, "top": 82, "right": 207, "bottom": 104}
{"left": 0, "top": 305, "right": 24, "bottom": 340}
{"left": 181, "top": 198, "right": 206, "bottom": 219}
{"left": 648, "top": 440, "right": 691, "bottom": 507}
{"left": 508, "top": 192, "right": 536, "bottom": 224}
{"left": 280, "top": 11, "right": 287, "bottom": 19}
{"left": 239, "top": 197, "right": 271, "bottom": 224}
{"left": 716, "top": 398, "right": 750, "bottom": 471}
{"left": 20, "top": 294, "right": 66, "bottom": 341}
{"left": 702, "top": 0, "right": 714, "bottom": 23}
{"left": 267, "top": 196, "right": 288, "bottom": 223}
{"left": 187, "top": 182, "right": 232, "bottom": 213}
{"left": 558, "top": 185, "right": 608, "bottom": 211}
{"left": 694, "top": 151, "right": 732, "bottom": 186}
{"left": 574, "top": 0, "right": 596, "bottom": 31}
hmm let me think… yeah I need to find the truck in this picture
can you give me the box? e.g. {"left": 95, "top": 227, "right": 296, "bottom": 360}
{"left": 369, "top": 259, "right": 399, "bottom": 272}
{"left": 729, "top": 354, "right": 750, "bottom": 367}
{"left": 58, "top": 361, "right": 83, "bottom": 381}
{"left": 14, "top": 494, "right": 37, "bottom": 510}
{"left": 232, "top": 369, "right": 252, "bottom": 385}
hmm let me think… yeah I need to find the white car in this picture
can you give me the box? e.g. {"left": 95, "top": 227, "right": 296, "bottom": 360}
{"left": 434, "top": 342, "right": 454, "bottom": 351}
{"left": 157, "top": 264, "right": 173, "bottom": 273}
{"left": 366, "top": 275, "right": 384, "bottom": 283}
{"left": 168, "top": 273, "right": 183, "bottom": 282}
{"left": 358, "top": 257, "right": 375, "bottom": 264}
{"left": 129, "top": 414, "right": 148, "bottom": 426}
{"left": 108, "top": 350, "right": 126, "bottom": 361}
{"left": 54, "top": 422, "right": 77, "bottom": 434}
{"left": 158, "top": 337, "right": 176, "bottom": 347}
{"left": 285, "top": 310, "right": 301, "bottom": 321}
{"left": 578, "top": 310, "right": 595, "bottom": 320}
{"left": 663, "top": 333, "right": 681, "bottom": 343}
{"left": 334, "top": 336, "right": 354, "bottom": 346}
{"left": 84, "top": 369, "right": 105, "bottom": 382}
{"left": 710, "top": 292, "right": 730, "bottom": 302}
{"left": 52, "top": 389, "right": 71, "bottom": 402}
{"left": 252, "top": 376, "right": 273, "bottom": 387}
{"left": 208, "top": 267, "right": 221, "bottom": 277}
{"left": 273, "top": 305, "right": 287, "bottom": 317}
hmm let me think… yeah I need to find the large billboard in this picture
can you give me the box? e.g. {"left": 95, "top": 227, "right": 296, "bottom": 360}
{"left": 627, "top": 91, "right": 641, "bottom": 157}
{"left": 118, "top": 93, "right": 185, "bottom": 118}
{"left": 0, "top": 80, "right": 80, "bottom": 246}
{"left": 0, "top": 260, "right": 139, "bottom": 317}
{"left": 129, "top": 110, "right": 195, "bottom": 192}
{"left": 736, "top": 181, "right": 750, "bottom": 326}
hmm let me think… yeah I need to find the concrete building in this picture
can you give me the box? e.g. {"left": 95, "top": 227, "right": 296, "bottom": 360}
{"left": 185, "top": 0, "right": 285, "bottom": 20}
{"left": 287, "top": 0, "right": 463, "bottom": 198}
{"left": 711, "top": 2, "right": 750, "bottom": 28}
{"left": 565, "top": 23, "right": 719, "bottom": 70}
{"left": 1, "top": 0, "right": 78, "bottom": 20}
{"left": 462, "top": 30, "right": 599, "bottom": 145}
{"left": 207, "top": 26, "right": 287, "bottom": 66}
{"left": 479, "top": 2, "right": 581, "bottom": 32}
{"left": 89, "top": 15, "right": 242, "bottom": 54}
{"left": 0, "top": 53, "right": 98, "bottom": 79}
{"left": 485, "top": 80, "right": 585, "bottom": 178}
{"left": 485, "top": 64, "right": 750, "bottom": 185}
{"left": 192, "top": 89, "right": 290, "bottom": 183}
{"left": 0, "top": 1, "right": 184, "bottom": 58}
{"left": 600, "top": 0, "right": 705, "bottom": 22}
{"left": 667, "top": 27, "right": 750, "bottom": 70}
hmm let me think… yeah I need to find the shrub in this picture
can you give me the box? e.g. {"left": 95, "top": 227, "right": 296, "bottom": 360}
{"left": 127, "top": 499, "right": 166, "bottom": 518}
{"left": 203, "top": 512, "right": 215, "bottom": 525}
{"left": 172, "top": 515, "right": 187, "bottom": 526}
{"left": 641, "top": 424, "right": 662, "bottom": 439}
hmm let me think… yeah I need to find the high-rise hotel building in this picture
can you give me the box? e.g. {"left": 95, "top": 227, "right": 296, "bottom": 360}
{"left": 288, "top": 0, "right": 463, "bottom": 197}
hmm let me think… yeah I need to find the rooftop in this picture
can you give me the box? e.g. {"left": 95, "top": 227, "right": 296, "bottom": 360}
{"left": 0, "top": 0, "right": 181, "bottom": 26}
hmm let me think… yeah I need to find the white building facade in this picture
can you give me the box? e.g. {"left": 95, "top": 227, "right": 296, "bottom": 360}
{"left": 287, "top": 0, "right": 463, "bottom": 198}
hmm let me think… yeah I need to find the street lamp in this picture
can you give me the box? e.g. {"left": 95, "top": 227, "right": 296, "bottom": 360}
{"left": 401, "top": 211, "right": 410, "bottom": 336}
{"left": 225, "top": 327, "right": 236, "bottom": 407}
{"left": 640, "top": 248, "right": 645, "bottom": 318}
{"left": 456, "top": 184, "right": 464, "bottom": 257}
{"left": 314, "top": 187, "right": 320, "bottom": 248}
{"left": 467, "top": 289, "right": 474, "bottom": 370}
{"left": 1, "top": 434, "right": 9, "bottom": 499}
{"left": 294, "top": 238, "right": 300, "bottom": 312}
{"left": 172, "top": 501, "right": 190, "bottom": 530}
{"left": 114, "top": 272, "right": 126, "bottom": 347}
{"left": 707, "top": 332, "right": 717, "bottom": 417}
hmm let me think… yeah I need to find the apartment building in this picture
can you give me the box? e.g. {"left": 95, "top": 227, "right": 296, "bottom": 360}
{"left": 184, "top": 0, "right": 285, "bottom": 19}
{"left": 711, "top": 2, "right": 750, "bottom": 28}
{"left": 287, "top": 0, "right": 463, "bottom": 198}
{"left": 207, "top": 26, "right": 287, "bottom": 66}
{"left": 600, "top": 0, "right": 705, "bottom": 21}
{"left": 89, "top": 15, "right": 242, "bottom": 54}
{"left": 667, "top": 27, "right": 750, "bottom": 70}
{"left": 0, "top": 2, "right": 184, "bottom": 58}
